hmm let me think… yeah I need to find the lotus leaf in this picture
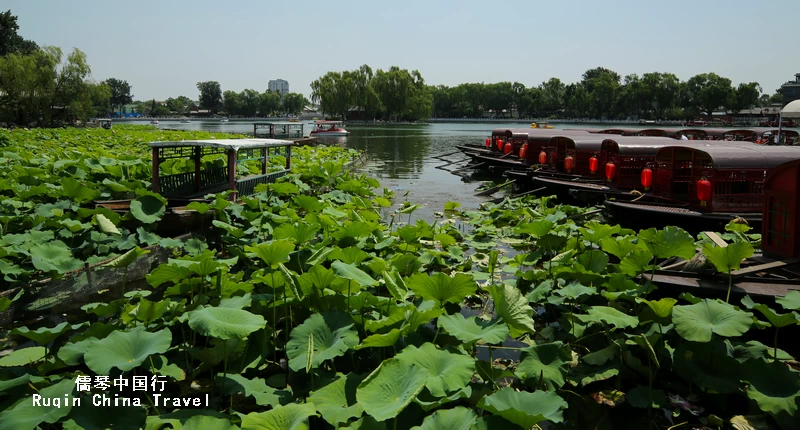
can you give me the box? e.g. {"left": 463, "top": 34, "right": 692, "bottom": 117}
{"left": 577, "top": 250, "right": 609, "bottom": 274}
{"left": 103, "top": 246, "right": 150, "bottom": 269}
{"left": 332, "top": 260, "right": 378, "bottom": 287}
{"left": 130, "top": 191, "right": 167, "bottom": 224}
{"left": 286, "top": 312, "right": 358, "bottom": 372}
{"left": 568, "top": 362, "right": 620, "bottom": 386}
{"left": 245, "top": 240, "right": 294, "bottom": 268}
{"left": 241, "top": 403, "right": 317, "bottom": 430}
{"left": 395, "top": 343, "right": 475, "bottom": 397}
{"left": 673, "top": 340, "right": 741, "bottom": 393}
{"left": 84, "top": 327, "right": 172, "bottom": 373}
{"left": 556, "top": 281, "right": 596, "bottom": 300}
{"left": 95, "top": 213, "right": 120, "bottom": 235}
{"left": 410, "top": 406, "right": 477, "bottom": 430}
{"left": 406, "top": 273, "right": 475, "bottom": 307}
{"left": 619, "top": 248, "right": 654, "bottom": 276}
{"left": 218, "top": 374, "right": 290, "bottom": 406}
{"left": 438, "top": 313, "right": 509, "bottom": 344}
{"left": 188, "top": 306, "right": 265, "bottom": 340}
{"left": 576, "top": 306, "right": 638, "bottom": 329}
{"left": 10, "top": 321, "right": 72, "bottom": 345}
{"left": 638, "top": 226, "right": 696, "bottom": 260}
{"left": 740, "top": 296, "right": 799, "bottom": 328}
{"left": 477, "top": 387, "right": 567, "bottom": 427}
{"left": 488, "top": 284, "right": 536, "bottom": 337}
{"left": 0, "top": 378, "right": 76, "bottom": 429}
{"left": 702, "top": 242, "right": 754, "bottom": 275}
{"left": 672, "top": 299, "right": 752, "bottom": 342}
{"left": 308, "top": 373, "right": 367, "bottom": 425}
{"left": 356, "top": 358, "right": 429, "bottom": 422}
{"left": 637, "top": 297, "right": 677, "bottom": 324}
{"left": 742, "top": 358, "right": 800, "bottom": 417}
{"left": 62, "top": 401, "right": 147, "bottom": 430}
{"left": 0, "top": 346, "right": 47, "bottom": 367}
{"left": 515, "top": 342, "right": 570, "bottom": 390}
{"left": 627, "top": 385, "right": 666, "bottom": 409}
{"left": 29, "top": 240, "right": 82, "bottom": 273}
{"left": 776, "top": 291, "right": 800, "bottom": 311}
{"left": 382, "top": 270, "right": 408, "bottom": 301}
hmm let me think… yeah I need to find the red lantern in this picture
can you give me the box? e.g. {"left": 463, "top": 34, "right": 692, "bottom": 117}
{"left": 497, "top": 139, "right": 504, "bottom": 151}
{"left": 641, "top": 168, "right": 653, "bottom": 190}
{"left": 503, "top": 142, "right": 512, "bottom": 154}
{"left": 485, "top": 137, "right": 491, "bottom": 147}
{"left": 605, "top": 162, "right": 616, "bottom": 182}
{"left": 538, "top": 151, "right": 547, "bottom": 164}
{"left": 697, "top": 177, "right": 712, "bottom": 206}
{"left": 519, "top": 144, "right": 528, "bottom": 159}
{"left": 564, "top": 155, "right": 575, "bottom": 173}
{"left": 589, "top": 156, "right": 599, "bottom": 174}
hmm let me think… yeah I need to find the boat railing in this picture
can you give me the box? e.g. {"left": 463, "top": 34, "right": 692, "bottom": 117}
{"left": 236, "top": 169, "right": 291, "bottom": 196}
{"left": 160, "top": 166, "right": 228, "bottom": 196}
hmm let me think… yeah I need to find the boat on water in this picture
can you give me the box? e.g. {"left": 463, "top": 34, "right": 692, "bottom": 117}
{"left": 220, "top": 117, "right": 229, "bottom": 122}
{"left": 180, "top": 118, "right": 191, "bottom": 124}
{"left": 150, "top": 119, "right": 159, "bottom": 125}
{"left": 531, "top": 122, "right": 554, "bottom": 129}
{"left": 288, "top": 118, "right": 300, "bottom": 123}
{"left": 310, "top": 120, "right": 350, "bottom": 137}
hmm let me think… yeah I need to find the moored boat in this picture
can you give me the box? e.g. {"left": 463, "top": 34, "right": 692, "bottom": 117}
{"left": 310, "top": 120, "right": 350, "bottom": 137}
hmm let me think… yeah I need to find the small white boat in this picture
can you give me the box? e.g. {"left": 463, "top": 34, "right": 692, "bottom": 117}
{"left": 150, "top": 119, "right": 159, "bottom": 125}
{"left": 310, "top": 120, "right": 350, "bottom": 137}
{"left": 180, "top": 119, "right": 191, "bottom": 124}
{"left": 220, "top": 117, "right": 229, "bottom": 122}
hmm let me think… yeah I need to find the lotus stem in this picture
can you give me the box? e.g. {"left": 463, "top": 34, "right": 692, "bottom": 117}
{"left": 726, "top": 269, "right": 732, "bottom": 303}
{"left": 271, "top": 271, "right": 277, "bottom": 362}
{"left": 774, "top": 328, "right": 779, "bottom": 363}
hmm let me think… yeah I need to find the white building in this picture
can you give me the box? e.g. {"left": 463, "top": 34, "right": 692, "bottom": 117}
{"left": 268, "top": 79, "right": 289, "bottom": 96}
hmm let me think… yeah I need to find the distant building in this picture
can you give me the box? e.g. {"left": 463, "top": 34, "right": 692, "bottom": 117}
{"left": 778, "top": 73, "right": 800, "bottom": 105}
{"left": 268, "top": 79, "right": 289, "bottom": 96}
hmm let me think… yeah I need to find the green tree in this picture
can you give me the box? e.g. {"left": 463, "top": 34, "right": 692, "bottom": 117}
{"left": 69, "top": 81, "right": 111, "bottom": 121}
{"left": 259, "top": 91, "right": 281, "bottom": 116}
{"left": 103, "top": 78, "right": 133, "bottom": 114}
{"left": 728, "top": 82, "right": 762, "bottom": 114}
{"left": 485, "top": 82, "right": 514, "bottom": 118}
{"left": 539, "top": 78, "right": 565, "bottom": 117}
{"left": 685, "top": 73, "right": 734, "bottom": 116}
{"left": 48, "top": 48, "right": 93, "bottom": 124}
{"left": 564, "top": 84, "right": 588, "bottom": 118}
{"left": 196, "top": 80, "right": 222, "bottom": 113}
{"left": 222, "top": 90, "right": 241, "bottom": 116}
{"left": 0, "top": 10, "right": 38, "bottom": 56}
{"left": 239, "top": 89, "right": 261, "bottom": 117}
{"left": 165, "top": 95, "right": 192, "bottom": 115}
{"left": 581, "top": 67, "right": 621, "bottom": 92}
{"left": 310, "top": 71, "right": 353, "bottom": 120}
{"left": 0, "top": 47, "right": 58, "bottom": 125}
{"left": 282, "top": 92, "right": 308, "bottom": 115}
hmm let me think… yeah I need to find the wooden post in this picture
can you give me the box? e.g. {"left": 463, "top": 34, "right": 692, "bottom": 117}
{"left": 285, "top": 145, "right": 291, "bottom": 170}
{"left": 151, "top": 147, "right": 160, "bottom": 194}
{"left": 261, "top": 147, "right": 267, "bottom": 174}
{"left": 194, "top": 146, "right": 201, "bottom": 192}
{"left": 227, "top": 149, "right": 237, "bottom": 201}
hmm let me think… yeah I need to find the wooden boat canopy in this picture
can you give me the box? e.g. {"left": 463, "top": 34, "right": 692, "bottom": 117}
{"left": 600, "top": 136, "right": 677, "bottom": 158}
{"left": 674, "top": 128, "right": 726, "bottom": 139}
{"left": 762, "top": 159, "right": 800, "bottom": 259}
{"left": 657, "top": 143, "right": 799, "bottom": 169}
{"left": 149, "top": 139, "right": 293, "bottom": 200}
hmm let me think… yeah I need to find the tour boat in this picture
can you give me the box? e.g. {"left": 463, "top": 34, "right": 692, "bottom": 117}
{"left": 531, "top": 122, "right": 555, "bottom": 129}
{"left": 180, "top": 119, "right": 191, "bottom": 124}
{"left": 150, "top": 119, "right": 159, "bottom": 125}
{"left": 310, "top": 120, "right": 350, "bottom": 137}
{"left": 220, "top": 117, "right": 229, "bottom": 122}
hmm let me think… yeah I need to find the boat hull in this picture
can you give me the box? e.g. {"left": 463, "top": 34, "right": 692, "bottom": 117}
{"left": 603, "top": 200, "right": 761, "bottom": 234}
{"left": 311, "top": 130, "right": 350, "bottom": 137}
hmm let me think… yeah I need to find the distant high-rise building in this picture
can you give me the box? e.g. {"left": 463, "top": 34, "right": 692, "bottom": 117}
{"left": 778, "top": 73, "right": 800, "bottom": 105}
{"left": 268, "top": 79, "right": 289, "bottom": 96}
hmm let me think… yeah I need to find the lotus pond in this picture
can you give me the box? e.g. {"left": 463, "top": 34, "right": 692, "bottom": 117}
{"left": 0, "top": 126, "right": 799, "bottom": 430}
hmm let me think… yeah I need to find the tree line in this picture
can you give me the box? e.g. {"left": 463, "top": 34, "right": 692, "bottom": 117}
{"left": 310, "top": 65, "right": 433, "bottom": 121}
{"left": 431, "top": 68, "right": 778, "bottom": 120}
{"left": 193, "top": 81, "right": 309, "bottom": 117}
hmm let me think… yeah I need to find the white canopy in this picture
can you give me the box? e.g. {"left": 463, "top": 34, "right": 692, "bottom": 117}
{"left": 780, "top": 100, "right": 800, "bottom": 118}
{"left": 148, "top": 138, "right": 293, "bottom": 151}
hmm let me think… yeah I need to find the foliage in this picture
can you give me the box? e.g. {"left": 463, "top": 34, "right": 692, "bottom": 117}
{"left": 196, "top": 80, "right": 223, "bottom": 113}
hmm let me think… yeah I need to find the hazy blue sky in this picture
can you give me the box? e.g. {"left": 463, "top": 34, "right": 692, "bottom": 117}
{"left": 7, "top": 0, "right": 799, "bottom": 101}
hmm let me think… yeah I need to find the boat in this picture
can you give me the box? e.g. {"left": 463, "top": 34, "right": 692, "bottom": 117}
{"left": 150, "top": 119, "right": 159, "bottom": 125}
{"left": 220, "top": 117, "right": 229, "bottom": 122}
{"left": 180, "top": 118, "right": 191, "bottom": 124}
{"left": 288, "top": 118, "right": 300, "bottom": 123}
{"left": 531, "top": 122, "right": 555, "bottom": 129}
{"left": 602, "top": 142, "right": 800, "bottom": 232}
{"left": 310, "top": 120, "right": 350, "bottom": 137}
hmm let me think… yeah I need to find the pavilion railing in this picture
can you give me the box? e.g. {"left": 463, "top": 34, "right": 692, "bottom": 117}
{"left": 236, "top": 169, "right": 291, "bottom": 196}
{"left": 160, "top": 166, "right": 229, "bottom": 195}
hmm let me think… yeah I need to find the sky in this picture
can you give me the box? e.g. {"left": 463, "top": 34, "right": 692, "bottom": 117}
{"left": 7, "top": 0, "right": 799, "bottom": 101}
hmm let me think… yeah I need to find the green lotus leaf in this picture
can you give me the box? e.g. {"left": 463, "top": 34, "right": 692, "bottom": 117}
{"left": 776, "top": 291, "right": 800, "bottom": 311}
{"left": 0, "top": 374, "right": 40, "bottom": 394}
{"left": 601, "top": 236, "right": 638, "bottom": 260}
{"left": 726, "top": 340, "right": 793, "bottom": 363}
{"left": 181, "top": 415, "right": 239, "bottom": 430}
{"left": 582, "top": 344, "right": 617, "bottom": 366}
{"left": 638, "top": 226, "right": 696, "bottom": 260}
{"left": 213, "top": 220, "right": 246, "bottom": 238}
{"left": 218, "top": 373, "right": 290, "bottom": 406}
{"left": 382, "top": 270, "right": 408, "bottom": 301}
{"left": 741, "top": 297, "right": 799, "bottom": 328}
{"left": 286, "top": 312, "right": 358, "bottom": 372}
{"left": 637, "top": 297, "right": 678, "bottom": 324}
{"left": 29, "top": 240, "right": 82, "bottom": 273}
{"left": 278, "top": 263, "right": 302, "bottom": 299}
{"left": 330, "top": 246, "right": 371, "bottom": 265}
{"left": 576, "top": 306, "right": 638, "bottom": 330}
{"left": 702, "top": 242, "right": 754, "bottom": 274}
{"left": 146, "top": 263, "right": 192, "bottom": 287}
{"left": 84, "top": 327, "right": 172, "bottom": 374}
{"left": 62, "top": 177, "right": 100, "bottom": 203}
{"left": 438, "top": 313, "right": 509, "bottom": 345}
{"left": 62, "top": 401, "right": 147, "bottom": 430}
{"left": 477, "top": 387, "right": 567, "bottom": 427}
{"left": 488, "top": 284, "right": 536, "bottom": 337}
{"left": 515, "top": 341, "right": 570, "bottom": 390}
{"left": 297, "top": 264, "right": 337, "bottom": 296}
{"left": 673, "top": 340, "right": 741, "bottom": 393}
{"left": 672, "top": 299, "right": 752, "bottom": 342}
{"left": 0, "top": 378, "right": 75, "bottom": 429}
{"left": 103, "top": 246, "right": 150, "bottom": 269}
{"left": 406, "top": 273, "right": 475, "bottom": 306}
{"left": 516, "top": 219, "right": 554, "bottom": 238}
{"left": 444, "top": 201, "right": 461, "bottom": 211}
{"left": 395, "top": 343, "right": 475, "bottom": 397}
{"left": 293, "top": 195, "right": 323, "bottom": 212}
{"left": 356, "top": 358, "right": 429, "bottom": 422}
{"left": 414, "top": 386, "right": 473, "bottom": 411}
{"left": 11, "top": 321, "right": 72, "bottom": 345}
{"left": 567, "top": 362, "right": 620, "bottom": 386}
{"left": 627, "top": 385, "right": 666, "bottom": 409}
{"left": 241, "top": 403, "right": 317, "bottom": 430}
{"left": 0, "top": 346, "right": 47, "bottom": 367}
{"left": 556, "top": 281, "right": 597, "bottom": 300}
{"left": 332, "top": 260, "right": 378, "bottom": 287}
{"left": 357, "top": 328, "right": 403, "bottom": 349}
{"left": 274, "top": 222, "right": 319, "bottom": 244}
{"left": 410, "top": 406, "right": 477, "bottom": 430}
{"left": 581, "top": 222, "right": 621, "bottom": 243}
{"left": 130, "top": 191, "right": 167, "bottom": 224}
{"left": 577, "top": 250, "right": 609, "bottom": 274}
{"left": 245, "top": 240, "right": 295, "bottom": 268}
{"left": 619, "top": 248, "right": 654, "bottom": 276}
{"left": 308, "top": 373, "right": 367, "bottom": 425}
{"left": 742, "top": 358, "right": 800, "bottom": 417}
{"left": 188, "top": 306, "right": 266, "bottom": 340}
{"left": 95, "top": 213, "right": 121, "bottom": 235}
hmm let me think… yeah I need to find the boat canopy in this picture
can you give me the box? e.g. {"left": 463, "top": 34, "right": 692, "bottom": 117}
{"left": 600, "top": 136, "right": 677, "bottom": 157}
{"left": 315, "top": 120, "right": 344, "bottom": 124}
{"left": 148, "top": 139, "right": 293, "bottom": 151}
{"left": 656, "top": 143, "right": 800, "bottom": 169}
